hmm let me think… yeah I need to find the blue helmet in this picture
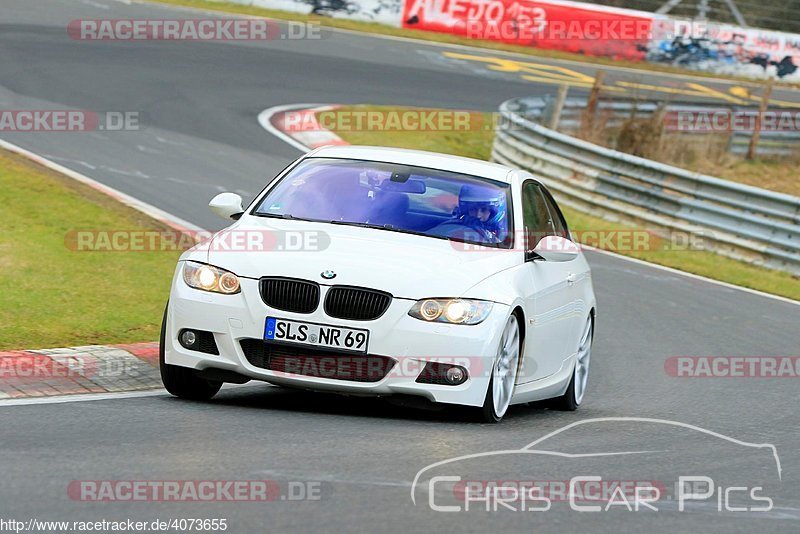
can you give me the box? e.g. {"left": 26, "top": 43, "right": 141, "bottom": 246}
{"left": 457, "top": 184, "right": 507, "bottom": 238}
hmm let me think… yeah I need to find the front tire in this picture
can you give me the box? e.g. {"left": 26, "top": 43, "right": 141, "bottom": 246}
{"left": 159, "top": 303, "right": 222, "bottom": 400}
{"left": 477, "top": 315, "right": 521, "bottom": 423}
{"left": 551, "top": 314, "right": 593, "bottom": 411}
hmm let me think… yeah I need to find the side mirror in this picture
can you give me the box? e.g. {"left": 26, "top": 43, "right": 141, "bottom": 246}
{"left": 528, "top": 235, "right": 580, "bottom": 262}
{"left": 209, "top": 192, "right": 244, "bottom": 220}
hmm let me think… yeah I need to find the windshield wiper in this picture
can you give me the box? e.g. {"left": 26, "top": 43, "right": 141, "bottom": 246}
{"left": 253, "top": 212, "right": 316, "bottom": 222}
{"left": 327, "top": 220, "right": 451, "bottom": 241}
{"left": 329, "top": 220, "right": 392, "bottom": 229}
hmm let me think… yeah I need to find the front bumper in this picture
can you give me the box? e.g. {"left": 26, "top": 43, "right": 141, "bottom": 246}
{"left": 165, "top": 269, "right": 510, "bottom": 407}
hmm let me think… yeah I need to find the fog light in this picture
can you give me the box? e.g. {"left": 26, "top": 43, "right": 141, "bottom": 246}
{"left": 180, "top": 330, "right": 197, "bottom": 348}
{"left": 445, "top": 366, "right": 466, "bottom": 385}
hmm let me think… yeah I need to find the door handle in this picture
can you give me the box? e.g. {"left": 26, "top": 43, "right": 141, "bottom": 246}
{"left": 566, "top": 272, "right": 577, "bottom": 285}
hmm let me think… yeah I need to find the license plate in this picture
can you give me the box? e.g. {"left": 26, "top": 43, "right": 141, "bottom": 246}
{"left": 264, "top": 317, "right": 369, "bottom": 353}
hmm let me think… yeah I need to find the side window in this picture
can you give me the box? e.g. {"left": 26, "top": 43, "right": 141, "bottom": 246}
{"left": 540, "top": 189, "right": 569, "bottom": 238}
{"left": 521, "top": 182, "right": 554, "bottom": 250}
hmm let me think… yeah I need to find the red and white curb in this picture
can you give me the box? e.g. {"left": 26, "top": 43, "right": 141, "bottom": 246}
{"left": 0, "top": 343, "right": 161, "bottom": 399}
{"left": 258, "top": 103, "right": 348, "bottom": 152}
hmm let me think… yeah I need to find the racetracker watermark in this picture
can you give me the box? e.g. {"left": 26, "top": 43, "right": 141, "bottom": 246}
{"left": 463, "top": 19, "right": 651, "bottom": 42}
{"left": 269, "top": 355, "right": 489, "bottom": 381}
{"left": 68, "top": 19, "right": 320, "bottom": 41}
{"left": 284, "top": 109, "right": 505, "bottom": 133}
{"left": 667, "top": 110, "right": 800, "bottom": 132}
{"left": 457, "top": 18, "right": 704, "bottom": 42}
{"left": 64, "top": 229, "right": 330, "bottom": 252}
{"left": 0, "top": 354, "right": 142, "bottom": 379}
{"left": 64, "top": 229, "right": 713, "bottom": 253}
{"left": 450, "top": 230, "right": 713, "bottom": 252}
{"left": 0, "top": 110, "right": 138, "bottom": 132}
{"left": 67, "top": 480, "right": 324, "bottom": 502}
{"left": 665, "top": 356, "right": 800, "bottom": 378}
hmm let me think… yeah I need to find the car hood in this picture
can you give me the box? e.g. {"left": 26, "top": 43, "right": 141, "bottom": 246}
{"left": 187, "top": 218, "right": 521, "bottom": 300}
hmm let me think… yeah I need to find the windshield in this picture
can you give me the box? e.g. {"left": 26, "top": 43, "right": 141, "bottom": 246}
{"left": 252, "top": 158, "right": 513, "bottom": 247}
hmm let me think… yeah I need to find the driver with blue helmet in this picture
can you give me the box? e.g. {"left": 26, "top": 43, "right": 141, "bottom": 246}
{"left": 431, "top": 183, "right": 507, "bottom": 244}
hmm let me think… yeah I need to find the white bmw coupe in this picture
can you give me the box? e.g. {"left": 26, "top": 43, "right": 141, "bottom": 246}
{"left": 161, "top": 146, "right": 596, "bottom": 422}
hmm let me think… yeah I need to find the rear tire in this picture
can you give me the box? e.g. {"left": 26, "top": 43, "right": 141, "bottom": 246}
{"left": 550, "top": 315, "right": 592, "bottom": 411}
{"left": 550, "top": 369, "right": 580, "bottom": 412}
{"left": 159, "top": 303, "right": 222, "bottom": 401}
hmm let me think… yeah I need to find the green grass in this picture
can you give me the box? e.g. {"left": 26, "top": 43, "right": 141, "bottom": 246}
{"left": 144, "top": 0, "right": 788, "bottom": 85}
{"left": 0, "top": 152, "right": 180, "bottom": 350}
{"left": 321, "top": 105, "right": 800, "bottom": 301}
{"left": 591, "top": 122, "right": 800, "bottom": 198}
{"left": 676, "top": 155, "right": 800, "bottom": 199}
{"left": 561, "top": 209, "right": 800, "bottom": 300}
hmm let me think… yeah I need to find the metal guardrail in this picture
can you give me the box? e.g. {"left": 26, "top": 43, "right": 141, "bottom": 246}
{"left": 492, "top": 97, "right": 800, "bottom": 275}
{"left": 527, "top": 96, "right": 800, "bottom": 156}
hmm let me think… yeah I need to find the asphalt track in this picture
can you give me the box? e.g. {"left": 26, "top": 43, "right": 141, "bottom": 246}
{"left": 1, "top": 1, "right": 799, "bottom": 532}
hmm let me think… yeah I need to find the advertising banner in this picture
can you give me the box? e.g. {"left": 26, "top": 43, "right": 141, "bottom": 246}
{"left": 402, "top": 0, "right": 654, "bottom": 60}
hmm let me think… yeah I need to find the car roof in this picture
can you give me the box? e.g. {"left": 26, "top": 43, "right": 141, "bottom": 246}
{"left": 308, "top": 145, "right": 515, "bottom": 183}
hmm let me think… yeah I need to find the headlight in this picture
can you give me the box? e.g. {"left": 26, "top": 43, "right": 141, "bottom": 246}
{"left": 408, "top": 298, "right": 493, "bottom": 325}
{"left": 182, "top": 261, "right": 241, "bottom": 294}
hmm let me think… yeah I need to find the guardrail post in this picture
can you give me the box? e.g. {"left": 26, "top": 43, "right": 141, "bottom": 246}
{"left": 548, "top": 85, "right": 569, "bottom": 130}
{"left": 581, "top": 71, "right": 605, "bottom": 137}
{"left": 746, "top": 79, "right": 774, "bottom": 160}
{"left": 653, "top": 102, "right": 668, "bottom": 153}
